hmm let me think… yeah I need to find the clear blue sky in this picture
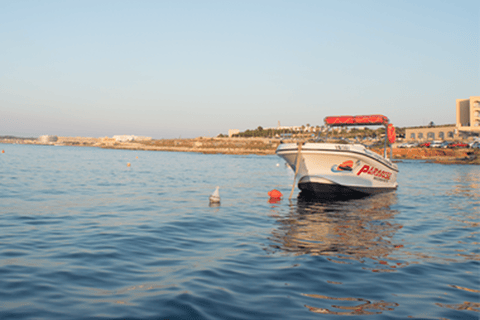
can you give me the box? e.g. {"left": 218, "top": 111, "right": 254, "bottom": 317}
{"left": 1, "top": 0, "right": 478, "bottom": 138}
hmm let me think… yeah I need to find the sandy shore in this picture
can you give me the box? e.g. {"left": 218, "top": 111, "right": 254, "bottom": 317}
{"left": 2, "top": 136, "right": 478, "bottom": 164}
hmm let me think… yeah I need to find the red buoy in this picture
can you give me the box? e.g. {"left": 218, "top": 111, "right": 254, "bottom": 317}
{"left": 268, "top": 189, "right": 283, "bottom": 199}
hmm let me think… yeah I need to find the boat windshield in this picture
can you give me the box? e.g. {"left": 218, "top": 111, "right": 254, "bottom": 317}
{"left": 313, "top": 125, "right": 388, "bottom": 151}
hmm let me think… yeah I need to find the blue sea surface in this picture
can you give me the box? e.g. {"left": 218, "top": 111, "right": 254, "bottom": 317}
{"left": 0, "top": 144, "right": 478, "bottom": 319}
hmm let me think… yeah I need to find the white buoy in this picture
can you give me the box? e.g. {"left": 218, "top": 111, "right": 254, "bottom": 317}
{"left": 209, "top": 186, "right": 220, "bottom": 203}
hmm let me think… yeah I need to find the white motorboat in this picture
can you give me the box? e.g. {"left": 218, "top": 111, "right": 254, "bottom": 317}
{"left": 276, "top": 115, "right": 398, "bottom": 197}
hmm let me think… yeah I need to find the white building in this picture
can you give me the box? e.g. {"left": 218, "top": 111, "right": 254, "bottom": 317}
{"left": 112, "top": 135, "right": 152, "bottom": 142}
{"left": 228, "top": 129, "right": 240, "bottom": 138}
{"left": 38, "top": 135, "right": 58, "bottom": 143}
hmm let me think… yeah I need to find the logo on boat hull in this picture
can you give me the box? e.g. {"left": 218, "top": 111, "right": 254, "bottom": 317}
{"left": 356, "top": 164, "right": 392, "bottom": 181}
{"left": 331, "top": 160, "right": 357, "bottom": 173}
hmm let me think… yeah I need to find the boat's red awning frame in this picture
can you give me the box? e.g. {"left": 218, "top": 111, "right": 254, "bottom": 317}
{"left": 324, "top": 115, "right": 389, "bottom": 126}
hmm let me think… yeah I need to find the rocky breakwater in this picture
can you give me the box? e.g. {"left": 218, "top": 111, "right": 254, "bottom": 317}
{"left": 109, "top": 137, "right": 282, "bottom": 155}
{"left": 56, "top": 136, "right": 104, "bottom": 146}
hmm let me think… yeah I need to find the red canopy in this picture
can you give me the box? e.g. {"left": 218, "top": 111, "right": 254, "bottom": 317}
{"left": 324, "top": 115, "right": 389, "bottom": 126}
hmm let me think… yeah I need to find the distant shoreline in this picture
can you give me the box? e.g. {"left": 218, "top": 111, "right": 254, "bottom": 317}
{"left": 1, "top": 136, "right": 478, "bottom": 164}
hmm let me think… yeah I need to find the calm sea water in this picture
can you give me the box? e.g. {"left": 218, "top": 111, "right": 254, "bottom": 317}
{"left": 0, "top": 144, "right": 478, "bottom": 320}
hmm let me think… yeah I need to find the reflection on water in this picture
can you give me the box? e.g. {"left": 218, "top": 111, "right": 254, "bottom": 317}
{"left": 269, "top": 192, "right": 405, "bottom": 316}
{"left": 434, "top": 285, "right": 480, "bottom": 312}
{"left": 303, "top": 294, "right": 399, "bottom": 316}
{"left": 270, "top": 192, "right": 403, "bottom": 263}
{"left": 448, "top": 168, "right": 480, "bottom": 199}
{"left": 436, "top": 301, "right": 480, "bottom": 312}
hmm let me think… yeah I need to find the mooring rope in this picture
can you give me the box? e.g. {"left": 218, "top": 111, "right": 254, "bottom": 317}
{"left": 289, "top": 142, "right": 303, "bottom": 199}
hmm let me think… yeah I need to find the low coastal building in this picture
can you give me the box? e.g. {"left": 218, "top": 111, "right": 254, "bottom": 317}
{"left": 265, "top": 125, "right": 321, "bottom": 132}
{"left": 265, "top": 125, "right": 304, "bottom": 132}
{"left": 405, "top": 125, "right": 457, "bottom": 142}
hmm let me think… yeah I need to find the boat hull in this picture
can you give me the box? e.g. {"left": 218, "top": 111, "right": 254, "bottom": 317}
{"left": 276, "top": 143, "right": 398, "bottom": 196}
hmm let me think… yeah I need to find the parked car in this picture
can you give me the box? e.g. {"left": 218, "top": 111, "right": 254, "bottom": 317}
{"left": 430, "top": 141, "right": 443, "bottom": 148}
{"left": 448, "top": 142, "right": 469, "bottom": 148}
{"left": 398, "top": 142, "right": 418, "bottom": 148}
{"left": 403, "top": 142, "right": 419, "bottom": 148}
{"left": 440, "top": 141, "right": 453, "bottom": 148}
{"left": 469, "top": 141, "right": 480, "bottom": 149}
{"left": 419, "top": 142, "right": 431, "bottom": 148}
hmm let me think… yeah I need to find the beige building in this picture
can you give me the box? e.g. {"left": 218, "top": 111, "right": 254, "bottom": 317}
{"left": 405, "top": 125, "right": 457, "bottom": 142}
{"left": 456, "top": 96, "right": 480, "bottom": 134}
